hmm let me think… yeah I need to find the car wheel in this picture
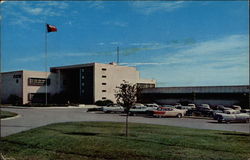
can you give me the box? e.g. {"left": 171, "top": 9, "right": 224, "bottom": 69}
{"left": 177, "top": 113, "right": 182, "bottom": 118}
{"left": 218, "top": 119, "right": 222, "bottom": 123}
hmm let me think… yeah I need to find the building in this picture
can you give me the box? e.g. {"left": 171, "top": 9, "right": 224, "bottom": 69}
{"left": 141, "top": 85, "right": 250, "bottom": 107}
{"left": 0, "top": 62, "right": 156, "bottom": 104}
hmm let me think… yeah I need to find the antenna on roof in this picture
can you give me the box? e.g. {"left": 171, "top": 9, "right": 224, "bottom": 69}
{"left": 117, "top": 46, "right": 119, "bottom": 64}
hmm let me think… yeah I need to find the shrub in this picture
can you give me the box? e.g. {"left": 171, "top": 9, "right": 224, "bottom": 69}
{"left": 7, "top": 94, "right": 22, "bottom": 105}
{"left": 95, "top": 100, "right": 113, "bottom": 106}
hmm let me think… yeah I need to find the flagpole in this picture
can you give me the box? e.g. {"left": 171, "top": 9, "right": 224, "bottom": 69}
{"left": 45, "top": 23, "right": 48, "bottom": 105}
{"left": 0, "top": 1, "right": 3, "bottom": 140}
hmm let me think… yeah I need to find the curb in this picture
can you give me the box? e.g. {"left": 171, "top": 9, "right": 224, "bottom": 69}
{"left": 184, "top": 116, "right": 213, "bottom": 120}
{"left": 1, "top": 114, "right": 21, "bottom": 121}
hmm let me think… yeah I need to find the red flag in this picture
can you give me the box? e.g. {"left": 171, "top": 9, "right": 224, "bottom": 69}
{"left": 47, "top": 24, "right": 57, "bottom": 32}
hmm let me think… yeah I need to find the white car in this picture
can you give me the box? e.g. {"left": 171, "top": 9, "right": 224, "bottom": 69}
{"left": 198, "top": 104, "right": 211, "bottom": 110}
{"left": 217, "top": 113, "right": 250, "bottom": 123}
{"left": 231, "top": 105, "right": 241, "bottom": 110}
{"left": 213, "top": 109, "right": 240, "bottom": 120}
{"left": 129, "top": 105, "right": 155, "bottom": 115}
{"left": 187, "top": 104, "right": 196, "bottom": 109}
{"left": 153, "top": 107, "right": 186, "bottom": 118}
{"left": 145, "top": 103, "right": 159, "bottom": 111}
{"left": 102, "top": 104, "right": 124, "bottom": 113}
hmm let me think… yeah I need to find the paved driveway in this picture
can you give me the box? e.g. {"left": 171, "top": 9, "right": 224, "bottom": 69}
{"left": 1, "top": 106, "right": 250, "bottom": 137}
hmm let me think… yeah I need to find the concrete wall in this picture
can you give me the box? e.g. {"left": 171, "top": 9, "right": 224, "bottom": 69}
{"left": 0, "top": 71, "right": 23, "bottom": 103}
{"left": 155, "top": 99, "right": 239, "bottom": 106}
{"left": 1, "top": 63, "right": 156, "bottom": 104}
{"left": 141, "top": 85, "right": 250, "bottom": 107}
{"left": 22, "top": 71, "right": 59, "bottom": 104}
{"left": 94, "top": 63, "right": 140, "bottom": 103}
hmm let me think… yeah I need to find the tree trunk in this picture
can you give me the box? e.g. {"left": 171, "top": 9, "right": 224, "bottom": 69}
{"left": 125, "top": 112, "right": 129, "bottom": 137}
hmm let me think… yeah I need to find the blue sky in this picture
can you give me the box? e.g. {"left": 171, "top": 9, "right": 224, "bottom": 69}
{"left": 1, "top": 1, "right": 249, "bottom": 87}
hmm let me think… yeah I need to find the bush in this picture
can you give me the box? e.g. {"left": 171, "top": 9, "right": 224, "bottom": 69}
{"left": 7, "top": 94, "right": 22, "bottom": 105}
{"left": 95, "top": 100, "right": 113, "bottom": 106}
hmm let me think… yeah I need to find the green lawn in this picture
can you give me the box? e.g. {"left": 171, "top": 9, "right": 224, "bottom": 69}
{"left": 0, "top": 122, "right": 250, "bottom": 160}
{"left": 0, "top": 110, "right": 18, "bottom": 119}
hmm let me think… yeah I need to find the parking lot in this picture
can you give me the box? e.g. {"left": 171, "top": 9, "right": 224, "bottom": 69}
{"left": 1, "top": 106, "right": 250, "bottom": 137}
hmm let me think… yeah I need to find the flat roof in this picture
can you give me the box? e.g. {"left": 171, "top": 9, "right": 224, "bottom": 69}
{"left": 50, "top": 62, "right": 95, "bottom": 70}
{"left": 50, "top": 62, "right": 136, "bottom": 71}
{"left": 142, "top": 85, "right": 250, "bottom": 94}
{"left": 0, "top": 70, "right": 51, "bottom": 74}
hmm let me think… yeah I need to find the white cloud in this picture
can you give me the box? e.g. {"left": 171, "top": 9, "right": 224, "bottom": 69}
{"left": 125, "top": 34, "right": 249, "bottom": 86}
{"left": 98, "top": 42, "right": 105, "bottom": 46}
{"left": 88, "top": 1, "right": 104, "bottom": 9}
{"left": 130, "top": 42, "right": 160, "bottom": 46}
{"left": 14, "top": 51, "right": 115, "bottom": 63}
{"left": 4, "top": 1, "right": 69, "bottom": 25}
{"left": 130, "top": 1, "right": 186, "bottom": 15}
{"left": 22, "top": 7, "right": 43, "bottom": 15}
{"left": 110, "top": 42, "right": 122, "bottom": 45}
{"left": 103, "top": 21, "right": 128, "bottom": 27}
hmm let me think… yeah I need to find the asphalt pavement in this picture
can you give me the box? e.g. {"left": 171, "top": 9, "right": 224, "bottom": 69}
{"left": 1, "top": 106, "right": 250, "bottom": 137}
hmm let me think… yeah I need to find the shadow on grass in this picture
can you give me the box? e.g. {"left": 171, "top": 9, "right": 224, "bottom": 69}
{"left": 219, "top": 133, "right": 250, "bottom": 136}
{"left": 64, "top": 132, "right": 99, "bottom": 136}
{"left": 1, "top": 139, "right": 153, "bottom": 160}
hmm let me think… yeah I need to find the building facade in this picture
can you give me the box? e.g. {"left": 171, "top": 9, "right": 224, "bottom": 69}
{"left": 0, "top": 62, "right": 156, "bottom": 104}
{"left": 141, "top": 85, "right": 250, "bottom": 107}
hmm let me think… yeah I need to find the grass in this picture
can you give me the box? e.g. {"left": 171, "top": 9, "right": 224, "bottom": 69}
{"left": 0, "top": 122, "right": 250, "bottom": 160}
{"left": 0, "top": 110, "right": 18, "bottom": 119}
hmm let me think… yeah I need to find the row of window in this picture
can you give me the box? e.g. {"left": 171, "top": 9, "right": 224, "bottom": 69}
{"left": 28, "top": 78, "right": 50, "bottom": 86}
{"left": 101, "top": 68, "right": 107, "bottom": 99}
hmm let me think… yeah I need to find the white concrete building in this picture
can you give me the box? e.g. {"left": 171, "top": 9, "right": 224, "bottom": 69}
{"left": 0, "top": 62, "right": 156, "bottom": 104}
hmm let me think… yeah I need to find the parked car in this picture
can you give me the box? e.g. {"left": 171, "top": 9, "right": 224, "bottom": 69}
{"left": 241, "top": 109, "right": 250, "bottom": 114}
{"left": 153, "top": 107, "right": 186, "bottom": 118}
{"left": 212, "top": 110, "right": 224, "bottom": 119}
{"left": 187, "top": 104, "right": 196, "bottom": 109}
{"left": 161, "top": 104, "right": 176, "bottom": 108}
{"left": 102, "top": 104, "right": 124, "bottom": 113}
{"left": 197, "top": 104, "right": 211, "bottom": 110}
{"left": 230, "top": 105, "right": 241, "bottom": 110}
{"left": 176, "top": 105, "right": 193, "bottom": 110}
{"left": 213, "top": 109, "right": 240, "bottom": 120}
{"left": 217, "top": 113, "right": 250, "bottom": 123}
{"left": 195, "top": 104, "right": 213, "bottom": 117}
{"left": 216, "top": 105, "right": 232, "bottom": 111}
{"left": 129, "top": 106, "right": 149, "bottom": 115}
{"left": 145, "top": 103, "right": 159, "bottom": 111}
{"left": 174, "top": 103, "right": 182, "bottom": 107}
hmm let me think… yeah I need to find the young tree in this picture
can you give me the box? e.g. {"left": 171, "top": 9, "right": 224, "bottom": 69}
{"left": 115, "top": 81, "right": 140, "bottom": 137}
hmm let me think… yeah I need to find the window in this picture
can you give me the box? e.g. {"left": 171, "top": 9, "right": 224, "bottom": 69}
{"left": 102, "top": 97, "right": 106, "bottom": 100}
{"left": 16, "top": 79, "right": 19, "bottom": 83}
{"left": 102, "top": 83, "right": 107, "bottom": 85}
{"left": 102, "top": 68, "right": 107, "bottom": 71}
{"left": 28, "top": 93, "right": 50, "bottom": 102}
{"left": 28, "top": 78, "right": 50, "bottom": 86}
{"left": 102, "top": 90, "right": 106, "bottom": 92}
{"left": 102, "top": 75, "right": 107, "bottom": 78}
